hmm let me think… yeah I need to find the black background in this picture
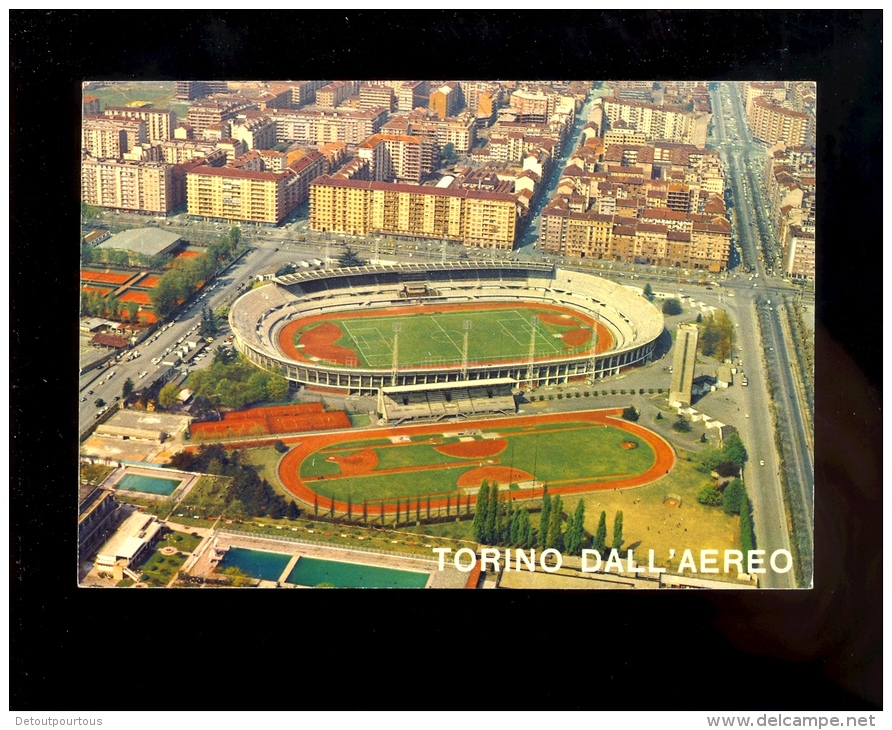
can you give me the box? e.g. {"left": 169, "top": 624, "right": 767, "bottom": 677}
{"left": 10, "top": 11, "right": 882, "bottom": 711}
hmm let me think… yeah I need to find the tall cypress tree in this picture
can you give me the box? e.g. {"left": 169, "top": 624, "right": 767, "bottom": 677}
{"left": 612, "top": 510, "right": 624, "bottom": 551}
{"left": 502, "top": 500, "right": 514, "bottom": 545}
{"left": 572, "top": 499, "right": 586, "bottom": 555}
{"left": 509, "top": 505, "right": 521, "bottom": 546}
{"left": 473, "top": 481, "right": 489, "bottom": 542}
{"left": 546, "top": 494, "right": 564, "bottom": 551}
{"left": 485, "top": 484, "right": 500, "bottom": 545}
{"left": 523, "top": 509, "right": 534, "bottom": 549}
{"left": 564, "top": 512, "right": 577, "bottom": 554}
{"left": 538, "top": 491, "right": 552, "bottom": 548}
{"left": 594, "top": 510, "right": 608, "bottom": 555}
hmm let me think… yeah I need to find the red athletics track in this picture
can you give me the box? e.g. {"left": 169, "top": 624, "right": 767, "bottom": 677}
{"left": 277, "top": 301, "right": 614, "bottom": 368}
{"left": 274, "top": 408, "right": 675, "bottom": 515}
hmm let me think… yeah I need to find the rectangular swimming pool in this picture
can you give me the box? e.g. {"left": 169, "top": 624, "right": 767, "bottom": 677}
{"left": 117, "top": 472, "right": 182, "bottom": 496}
{"left": 286, "top": 556, "right": 429, "bottom": 588}
{"left": 218, "top": 547, "right": 292, "bottom": 582}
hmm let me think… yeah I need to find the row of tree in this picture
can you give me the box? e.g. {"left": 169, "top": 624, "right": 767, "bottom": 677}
{"left": 149, "top": 229, "right": 241, "bottom": 318}
{"left": 80, "top": 290, "right": 141, "bottom": 322}
{"left": 471, "top": 483, "right": 624, "bottom": 557}
{"left": 699, "top": 309, "right": 734, "bottom": 362}
{"left": 167, "top": 444, "right": 299, "bottom": 520}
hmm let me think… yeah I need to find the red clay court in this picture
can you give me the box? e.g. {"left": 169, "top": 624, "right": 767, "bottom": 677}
{"left": 190, "top": 402, "right": 351, "bottom": 441}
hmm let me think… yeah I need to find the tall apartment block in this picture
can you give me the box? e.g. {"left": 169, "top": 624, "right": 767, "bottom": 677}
{"left": 747, "top": 97, "right": 810, "bottom": 147}
{"left": 102, "top": 106, "right": 176, "bottom": 143}
{"left": 310, "top": 176, "right": 518, "bottom": 249}
{"left": 669, "top": 324, "right": 699, "bottom": 408}
{"left": 356, "top": 134, "right": 437, "bottom": 183}
{"left": 82, "top": 158, "right": 179, "bottom": 214}
{"left": 186, "top": 166, "right": 300, "bottom": 224}
{"left": 430, "top": 83, "right": 464, "bottom": 119}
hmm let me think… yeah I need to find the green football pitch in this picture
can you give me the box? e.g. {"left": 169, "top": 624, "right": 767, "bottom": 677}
{"left": 293, "top": 306, "right": 598, "bottom": 368}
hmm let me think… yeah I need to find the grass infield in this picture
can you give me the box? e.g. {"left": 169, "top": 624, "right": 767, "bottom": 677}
{"left": 277, "top": 409, "right": 674, "bottom": 511}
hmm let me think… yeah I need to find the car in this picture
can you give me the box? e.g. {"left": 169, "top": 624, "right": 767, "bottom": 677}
{"left": 87, "top": 390, "right": 93, "bottom": 395}
{"left": 80, "top": 396, "right": 87, "bottom": 402}
{"left": 759, "top": 460, "right": 765, "bottom": 467}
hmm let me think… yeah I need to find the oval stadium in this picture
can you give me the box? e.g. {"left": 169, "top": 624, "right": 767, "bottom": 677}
{"left": 229, "top": 262, "right": 664, "bottom": 410}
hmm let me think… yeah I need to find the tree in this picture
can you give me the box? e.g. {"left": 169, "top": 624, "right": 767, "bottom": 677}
{"left": 126, "top": 301, "right": 140, "bottom": 323}
{"left": 214, "top": 345, "right": 237, "bottom": 366}
{"left": 643, "top": 283, "right": 655, "bottom": 302}
{"left": 273, "top": 440, "right": 288, "bottom": 454}
{"left": 696, "top": 313, "right": 703, "bottom": 323}
{"left": 121, "top": 378, "right": 135, "bottom": 400}
{"left": 269, "top": 499, "right": 286, "bottom": 520}
{"left": 722, "top": 479, "right": 746, "bottom": 515}
{"left": 612, "top": 510, "right": 624, "bottom": 551}
{"left": 200, "top": 306, "right": 218, "bottom": 337}
{"left": 621, "top": 406, "right": 639, "bottom": 422}
{"left": 266, "top": 372, "right": 290, "bottom": 402}
{"left": 485, "top": 484, "right": 500, "bottom": 544}
{"left": 662, "top": 298, "right": 683, "bottom": 315}
{"left": 715, "top": 461, "right": 740, "bottom": 478}
{"left": 593, "top": 510, "right": 608, "bottom": 555}
{"left": 721, "top": 433, "right": 748, "bottom": 470}
{"left": 227, "top": 499, "right": 248, "bottom": 521}
{"left": 696, "top": 484, "right": 724, "bottom": 506}
{"left": 672, "top": 415, "right": 692, "bottom": 432}
{"left": 538, "top": 490, "right": 552, "bottom": 548}
{"left": 94, "top": 398, "right": 105, "bottom": 408}
{"left": 546, "top": 495, "right": 564, "bottom": 552}
{"left": 229, "top": 226, "right": 242, "bottom": 250}
{"left": 287, "top": 501, "right": 300, "bottom": 520}
{"left": 441, "top": 142, "right": 457, "bottom": 165}
{"left": 473, "top": 481, "right": 489, "bottom": 542}
{"left": 565, "top": 499, "right": 586, "bottom": 556}
{"left": 337, "top": 247, "right": 367, "bottom": 268}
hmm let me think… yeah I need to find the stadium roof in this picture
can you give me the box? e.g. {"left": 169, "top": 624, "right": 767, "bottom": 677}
{"left": 274, "top": 260, "right": 555, "bottom": 287}
{"left": 98, "top": 228, "right": 182, "bottom": 257}
{"left": 381, "top": 377, "right": 517, "bottom": 395}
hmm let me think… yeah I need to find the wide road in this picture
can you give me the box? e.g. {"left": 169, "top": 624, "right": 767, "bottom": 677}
{"left": 709, "top": 82, "right": 814, "bottom": 587}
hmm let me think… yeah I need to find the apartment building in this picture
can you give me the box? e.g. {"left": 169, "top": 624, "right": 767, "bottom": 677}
{"left": 747, "top": 97, "right": 810, "bottom": 147}
{"left": 316, "top": 80, "right": 358, "bottom": 108}
{"left": 382, "top": 113, "right": 477, "bottom": 155}
{"left": 186, "top": 165, "right": 299, "bottom": 224}
{"left": 103, "top": 106, "right": 176, "bottom": 142}
{"left": 82, "top": 116, "right": 147, "bottom": 158}
{"left": 602, "top": 97, "right": 709, "bottom": 146}
{"left": 509, "top": 89, "right": 557, "bottom": 124}
{"left": 230, "top": 115, "right": 278, "bottom": 150}
{"left": 82, "top": 158, "right": 179, "bottom": 214}
{"left": 175, "top": 81, "right": 228, "bottom": 101}
{"left": 310, "top": 176, "right": 518, "bottom": 249}
{"left": 359, "top": 84, "right": 396, "bottom": 113}
{"left": 356, "top": 134, "right": 437, "bottom": 183}
{"left": 186, "top": 96, "right": 257, "bottom": 136}
{"left": 273, "top": 107, "right": 387, "bottom": 146}
{"left": 430, "top": 83, "right": 464, "bottom": 119}
{"left": 540, "top": 204, "right": 730, "bottom": 270}
{"left": 784, "top": 225, "right": 815, "bottom": 281}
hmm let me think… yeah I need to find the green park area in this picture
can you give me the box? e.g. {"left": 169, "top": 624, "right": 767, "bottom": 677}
{"left": 136, "top": 530, "right": 203, "bottom": 587}
{"left": 296, "top": 306, "right": 594, "bottom": 368}
{"left": 87, "top": 81, "right": 190, "bottom": 120}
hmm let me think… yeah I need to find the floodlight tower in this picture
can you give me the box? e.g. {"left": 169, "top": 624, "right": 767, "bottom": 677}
{"left": 525, "top": 315, "right": 537, "bottom": 387}
{"left": 391, "top": 321, "right": 401, "bottom": 386}
{"left": 588, "top": 310, "right": 600, "bottom": 385}
{"left": 460, "top": 320, "right": 471, "bottom": 381}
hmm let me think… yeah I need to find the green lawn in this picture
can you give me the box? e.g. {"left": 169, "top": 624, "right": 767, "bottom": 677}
{"left": 295, "top": 421, "right": 657, "bottom": 503}
{"left": 175, "top": 475, "right": 233, "bottom": 519}
{"left": 296, "top": 306, "right": 593, "bottom": 368}
{"left": 157, "top": 530, "right": 203, "bottom": 554}
{"left": 88, "top": 82, "right": 189, "bottom": 119}
{"left": 138, "top": 549, "right": 188, "bottom": 587}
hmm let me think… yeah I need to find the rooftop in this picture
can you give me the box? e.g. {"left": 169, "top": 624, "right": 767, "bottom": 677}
{"left": 99, "top": 228, "right": 183, "bottom": 257}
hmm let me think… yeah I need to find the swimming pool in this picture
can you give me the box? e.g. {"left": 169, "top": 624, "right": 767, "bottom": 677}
{"left": 116, "top": 472, "right": 182, "bottom": 496}
{"left": 286, "top": 556, "right": 429, "bottom": 588}
{"left": 219, "top": 547, "right": 292, "bottom": 582}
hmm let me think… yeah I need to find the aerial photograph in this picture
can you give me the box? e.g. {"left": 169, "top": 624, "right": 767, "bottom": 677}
{"left": 77, "top": 78, "right": 815, "bottom": 590}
